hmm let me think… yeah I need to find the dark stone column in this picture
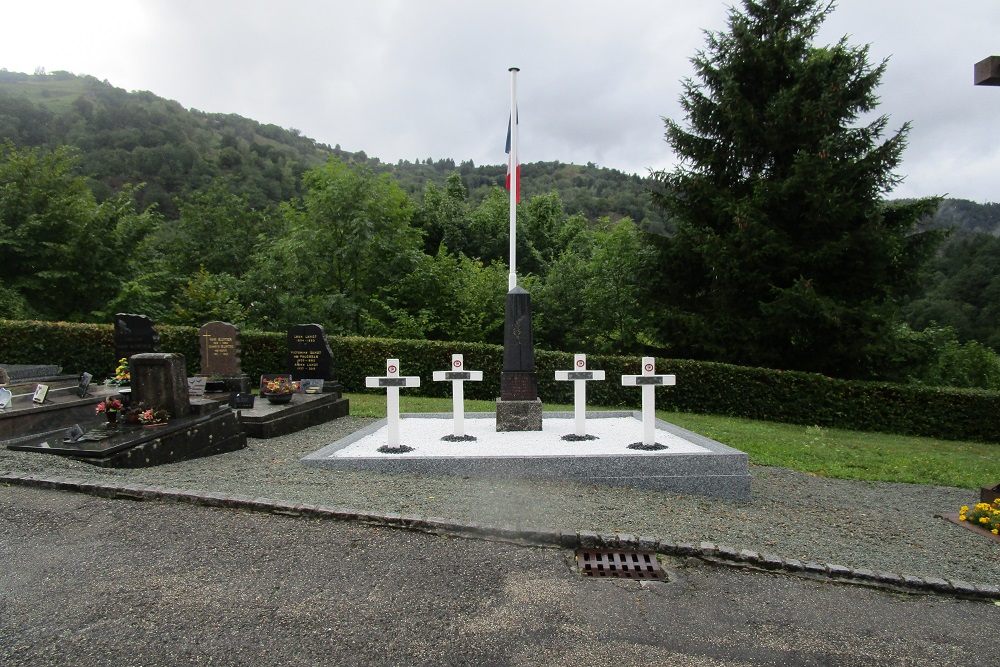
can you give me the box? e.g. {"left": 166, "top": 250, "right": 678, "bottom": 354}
{"left": 496, "top": 286, "right": 542, "bottom": 431}
{"left": 500, "top": 286, "right": 538, "bottom": 400}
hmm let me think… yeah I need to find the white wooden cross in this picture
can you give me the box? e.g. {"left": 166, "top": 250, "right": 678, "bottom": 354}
{"left": 621, "top": 357, "right": 676, "bottom": 447}
{"left": 365, "top": 358, "right": 421, "bottom": 450}
{"left": 432, "top": 354, "right": 483, "bottom": 438}
{"left": 554, "top": 354, "right": 606, "bottom": 437}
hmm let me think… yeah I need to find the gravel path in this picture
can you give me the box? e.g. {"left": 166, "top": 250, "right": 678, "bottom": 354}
{"left": 1, "top": 415, "right": 997, "bottom": 587}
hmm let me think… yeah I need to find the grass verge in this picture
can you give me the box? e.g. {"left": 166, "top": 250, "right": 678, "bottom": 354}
{"left": 344, "top": 392, "right": 1000, "bottom": 489}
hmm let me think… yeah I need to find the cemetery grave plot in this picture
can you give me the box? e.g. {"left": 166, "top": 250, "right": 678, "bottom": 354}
{"left": 302, "top": 411, "right": 751, "bottom": 501}
{"left": 6, "top": 409, "right": 245, "bottom": 468}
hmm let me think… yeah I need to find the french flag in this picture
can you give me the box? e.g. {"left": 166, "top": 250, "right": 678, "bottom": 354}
{"left": 505, "top": 112, "right": 521, "bottom": 204}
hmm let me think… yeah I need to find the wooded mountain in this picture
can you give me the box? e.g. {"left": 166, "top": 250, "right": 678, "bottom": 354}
{"left": 3, "top": 70, "right": 998, "bottom": 234}
{"left": 0, "top": 69, "right": 670, "bottom": 231}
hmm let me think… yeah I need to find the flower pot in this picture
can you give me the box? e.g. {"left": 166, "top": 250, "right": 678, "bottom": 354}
{"left": 264, "top": 392, "right": 293, "bottom": 405}
{"left": 106, "top": 411, "right": 118, "bottom": 425}
{"left": 980, "top": 483, "right": 1000, "bottom": 505}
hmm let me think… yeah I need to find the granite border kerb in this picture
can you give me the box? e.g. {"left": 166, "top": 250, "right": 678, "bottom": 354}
{"left": 301, "top": 410, "right": 748, "bottom": 460}
{"left": 0, "top": 472, "right": 996, "bottom": 602}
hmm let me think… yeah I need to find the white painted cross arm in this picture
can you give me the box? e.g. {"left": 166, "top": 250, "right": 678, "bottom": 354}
{"left": 431, "top": 355, "right": 484, "bottom": 383}
{"left": 620, "top": 358, "right": 676, "bottom": 386}
{"left": 365, "top": 359, "right": 421, "bottom": 389}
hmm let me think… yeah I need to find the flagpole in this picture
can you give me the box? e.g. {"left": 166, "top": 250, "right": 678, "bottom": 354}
{"left": 508, "top": 67, "right": 519, "bottom": 291}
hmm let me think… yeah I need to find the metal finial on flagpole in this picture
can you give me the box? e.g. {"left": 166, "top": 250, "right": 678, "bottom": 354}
{"left": 508, "top": 67, "right": 519, "bottom": 290}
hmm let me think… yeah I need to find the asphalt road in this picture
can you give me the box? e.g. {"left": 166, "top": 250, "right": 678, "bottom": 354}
{"left": 0, "top": 486, "right": 995, "bottom": 667}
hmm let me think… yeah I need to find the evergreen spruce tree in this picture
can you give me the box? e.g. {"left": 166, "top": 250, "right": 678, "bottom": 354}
{"left": 651, "top": 0, "right": 943, "bottom": 379}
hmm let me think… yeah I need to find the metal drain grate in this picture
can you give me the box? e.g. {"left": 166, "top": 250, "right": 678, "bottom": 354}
{"left": 576, "top": 549, "right": 665, "bottom": 579}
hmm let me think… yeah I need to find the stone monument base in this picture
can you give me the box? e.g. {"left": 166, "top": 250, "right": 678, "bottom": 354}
{"left": 495, "top": 398, "right": 543, "bottom": 432}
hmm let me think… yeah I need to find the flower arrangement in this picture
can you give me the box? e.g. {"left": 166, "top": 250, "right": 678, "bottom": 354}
{"left": 137, "top": 408, "right": 169, "bottom": 426}
{"left": 111, "top": 358, "right": 130, "bottom": 386}
{"left": 959, "top": 500, "right": 1000, "bottom": 535}
{"left": 264, "top": 377, "right": 295, "bottom": 395}
{"left": 95, "top": 397, "right": 123, "bottom": 414}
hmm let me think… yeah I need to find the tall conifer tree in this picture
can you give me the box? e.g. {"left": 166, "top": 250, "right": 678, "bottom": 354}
{"left": 651, "top": 0, "right": 943, "bottom": 379}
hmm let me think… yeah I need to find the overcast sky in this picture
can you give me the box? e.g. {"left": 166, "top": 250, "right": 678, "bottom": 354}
{"left": 3, "top": 1, "right": 999, "bottom": 203}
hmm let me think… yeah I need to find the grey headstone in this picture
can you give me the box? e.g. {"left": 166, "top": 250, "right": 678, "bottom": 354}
{"left": 199, "top": 321, "right": 242, "bottom": 377}
{"left": 131, "top": 353, "right": 191, "bottom": 418}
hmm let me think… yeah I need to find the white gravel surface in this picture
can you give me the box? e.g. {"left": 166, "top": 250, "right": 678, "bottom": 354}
{"left": 330, "top": 415, "right": 710, "bottom": 458}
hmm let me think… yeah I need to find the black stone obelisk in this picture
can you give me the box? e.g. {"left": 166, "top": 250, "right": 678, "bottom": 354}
{"left": 496, "top": 285, "right": 543, "bottom": 431}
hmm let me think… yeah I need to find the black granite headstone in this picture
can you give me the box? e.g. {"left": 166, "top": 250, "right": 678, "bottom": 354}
{"left": 287, "top": 324, "right": 336, "bottom": 381}
{"left": 114, "top": 314, "right": 160, "bottom": 364}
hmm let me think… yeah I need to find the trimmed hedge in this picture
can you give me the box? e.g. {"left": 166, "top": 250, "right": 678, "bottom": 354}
{"left": 3, "top": 319, "right": 999, "bottom": 443}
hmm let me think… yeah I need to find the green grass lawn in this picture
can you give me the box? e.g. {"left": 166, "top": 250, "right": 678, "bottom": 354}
{"left": 343, "top": 392, "right": 1000, "bottom": 490}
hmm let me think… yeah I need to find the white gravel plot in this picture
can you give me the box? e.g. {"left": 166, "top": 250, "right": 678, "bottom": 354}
{"left": 329, "top": 415, "right": 711, "bottom": 458}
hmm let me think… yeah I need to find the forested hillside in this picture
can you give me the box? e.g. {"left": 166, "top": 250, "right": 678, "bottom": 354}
{"left": 0, "top": 70, "right": 671, "bottom": 232}
{"left": 2, "top": 48, "right": 999, "bottom": 391}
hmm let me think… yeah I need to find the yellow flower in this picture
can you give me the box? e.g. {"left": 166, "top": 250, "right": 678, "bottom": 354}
{"left": 959, "top": 515, "right": 966, "bottom": 521}
{"left": 993, "top": 529, "right": 999, "bottom": 535}
{"left": 980, "top": 517, "right": 990, "bottom": 524}
{"left": 961, "top": 506, "right": 969, "bottom": 512}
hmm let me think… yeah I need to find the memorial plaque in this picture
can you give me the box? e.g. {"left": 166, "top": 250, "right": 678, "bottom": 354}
{"left": 0, "top": 387, "right": 11, "bottom": 409}
{"left": 228, "top": 393, "right": 256, "bottom": 409}
{"left": 32, "top": 384, "right": 49, "bottom": 403}
{"left": 114, "top": 313, "right": 160, "bottom": 363}
{"left": 443, "top": 371, "right": 472, "bottom": 381}
{"left": 299, "top": 379, "right": 324, "bottom": 393}
{"left": 567, "top": 371, "right": 594, "bottom": 381}
{"left": 636, "top": 376, "right": 665, "bottom": 386}
{"left": 378, "top": 378, "right": 409, "bottom": 387}
{"left": 77, "top": 372, "right": 93, "bottom": 398}
{"left": 199, "top": 321, "right": 242, "bottom": 377}
{"left": 187, "top": 376, "right": 207, "bottom": 396}
{"left": 287, "top": 324, "right": 336, "bottom": 381}
{"left": 63, "top": 424, "right": 84, "bottom": 444}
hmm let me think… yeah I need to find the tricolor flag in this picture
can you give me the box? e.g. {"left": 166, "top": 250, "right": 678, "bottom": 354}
{"left": 505, "top": 112, "right": 521, "bottom": 204}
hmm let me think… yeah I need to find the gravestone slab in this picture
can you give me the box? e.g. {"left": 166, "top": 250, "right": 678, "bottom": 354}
{"left": 287, "top": 324, "right": 336, "bottom": 381}
{"left": 114, "top": 314, "right": 160, "bottom": 363}
{"left": 199, "top": 321, "right": 242, "bottom": 377}
{"left": 131, "top": 353, "right": 191, "bottom": 418}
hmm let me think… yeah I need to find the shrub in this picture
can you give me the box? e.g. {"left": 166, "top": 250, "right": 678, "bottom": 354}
{"left": 3, "top": 319, "right": 1000, "bottom": 443}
